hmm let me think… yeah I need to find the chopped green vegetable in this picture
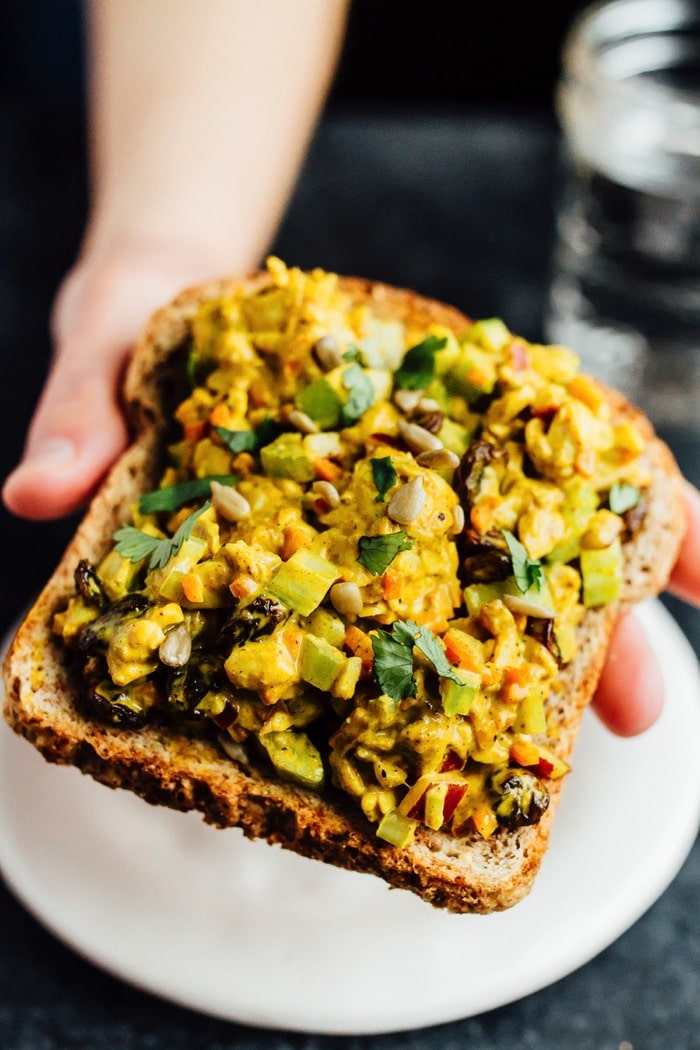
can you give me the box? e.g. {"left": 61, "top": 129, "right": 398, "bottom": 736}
{"left": 267, "top": 549, "right": 338, "bottom": 616}
{"left": 502, "top": 530, "right": 543, "bottom": 594}
{"left": 138, "top": 475, "right": 237, "bottom": 514}
{"left": 394, "top": 334, "right": 447, "bottom": 390}
{"left": 357, "top": 531, "right": 413, "bottom": 575}
{"left": 214, "top": 417, "right": 285, "bottom": 455}
{"left": 342, "top": 345, "right": 361, "bottom": 363}
{"left": 440, "top": 669, "right": 481, "bottom": 716}
{"left": 376, "top": 809, "right": 417, "bottom": 847}
{"left": 371, "top": 456, "right": 397, "bottom": 502}
{"left": 609, "top": 481, "right": 641, "bottom": 515}
{"left": 297, "top": 379, "right": 342, "bottom": 430}
{"left": 371, "top": 628, "right": 417, "bottom": 701}
{"left": 114, "top": 502, "right": 212, "bottom": 571}
{"left": 341, "top": 364, "right": 375, "bottom": 425}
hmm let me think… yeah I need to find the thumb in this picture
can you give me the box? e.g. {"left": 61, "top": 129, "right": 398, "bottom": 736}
{"left": 2, "top": 258, "right": 187, "bottom": 521}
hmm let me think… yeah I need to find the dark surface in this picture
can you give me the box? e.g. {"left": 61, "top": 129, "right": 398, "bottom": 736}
{"left": 1, "top": 106, "right": 699, "bottom": 1049}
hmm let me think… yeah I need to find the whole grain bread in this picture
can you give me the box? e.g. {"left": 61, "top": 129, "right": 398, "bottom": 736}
{"left": 1, "top": 272, "right": 687, "bottom": 913}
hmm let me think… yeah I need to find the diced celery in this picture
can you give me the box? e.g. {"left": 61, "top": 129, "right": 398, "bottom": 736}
{"left": 357, "top": 318, "right": 406, "bottom": 370}
{"left": 376, "top": 809, "right": 417, "bottom": 848}
{"left": 424, "top": 783, "right": 449, "bottom": 830}
{"left": 440, "top": 669, "right": 481, "bottom": 716}
{"left": 156, "top": 537, "right": 208, "bottom": 600}
{"left": 464, "top": 580, "right": 509, "bottom": 617}
{"left": 257, "top": 730, "right": 324, "bottom": 790}
{"left": 580, "top": 539, "right": 623, "bottom": 607}
{"left": 466, "top": 317, "right": 511, "bottom": 353}
{"left": 267, "top": 549, "right": 338, "bottom": 616}
{"left": 297, "top": 379, "right": 342, "bottom": 430}
{"left": 444, "top": 345, "right": 498, "bottom": 400}
{"left": 260, "top": 433, "right": 314, "bottom": 482}
{"left": 97, "top": 549, "right": 143, "bottom": 602}
{"left": 304, "top": 607, "right": 346, "bottom": 648}
{"left": 438, "top": 417, "right": 472, "bottom": 458}
{"left": 514, "top": 684, "right": 548, "bottom": 734}
{"left": 300, "top": 634, "right": 347, "bottom": 692}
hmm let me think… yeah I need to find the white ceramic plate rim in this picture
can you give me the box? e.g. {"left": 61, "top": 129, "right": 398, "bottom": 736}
{"left": 0, "top": 599, "right": 699, "bottom": 1035}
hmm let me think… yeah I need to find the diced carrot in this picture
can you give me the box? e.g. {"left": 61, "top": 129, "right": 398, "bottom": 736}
{"left": 229, "top": 575, "right": 258, "bottom": 600}
{"left": 382, "top": 567, "right": 403, "bottom": 601}
{"left": 282, "top": 525, "right": 313, "bottom": 560}
{"left": 443, "top": 629, "right": 480, "bottom": 672}
{"left": 510, "top": 740, "right": 541, "bottom": 767}
{"left": 344, "top": 625, "right": 374, "bottom": 672}
{"left": 471, "top": 805, "right": 498, "bottom": 839}
{"left": 314, "top": 457, "right": 344, "bottom": 482}
{"left": 232, "top": 452, "right": 256, "bottom": 475}
{"left": 470, "top": 495, "right": 499, "bottom": 533}
{"left": 568, "top": 374, "right": 605, "bottom": 413}
{"left": 183, "top": 419, "right": 208, "bottom": 443}
{"left": 208, "top": 403, "right": 233, "bottom": 428}
{"left": 181, "top": 572, "right": 204, "bottom": 604}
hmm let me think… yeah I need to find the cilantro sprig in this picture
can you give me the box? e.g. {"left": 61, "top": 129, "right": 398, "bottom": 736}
{"left": 502, "top": 529, "right": 543, "bottom": 594}
{"left": 371, "top": 619, "right": 460, "bottom": 701}
{"left": 357, "top": 531, "right": 413, "bottom": 575}
{"left": 114, "top": 502, "right": 211, "bottom": 571}
{"left": 609, "top": 481, "right": 641, "bottom": 515}
{"left": 394, "top": 334, "right": 447, "bottom": 390}
{"left": 138, "top": 475, "right": 237, "bottom": 514}
{"left": 371, "top": 456, "right": 397, "bottom": 502}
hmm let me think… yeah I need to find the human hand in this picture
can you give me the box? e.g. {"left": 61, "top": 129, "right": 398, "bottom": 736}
{"left": 2, "top": 244, "right": 226, "bottom": 520}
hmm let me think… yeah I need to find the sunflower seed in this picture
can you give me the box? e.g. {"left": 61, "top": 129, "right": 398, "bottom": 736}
{"left": 288, "top": 408, "right": 319, "bottom": 434}
{"left": 387, "top": 476, "right": 426, "bottom": 524}
{"left": 398, "top": 419, "right": 444, "bottom": 455}
{"left": 330, "top": 581, "right": 363, "bottom": 617}
{"left": 394, "top": 388, "right": 424, "bottom": 414}
{"left": 159, "top": 623, "right": 192, "bottom": 667}
{"left": 210, "top": 480, "right": 251, "bottom": 521}
{"left": 314, "top": 334, "right": 344, "bottom": 371}
{"left": 452, "top": 504, "right": 465, "bottom": 535}
{"left": 416, "top": 448, "right": 460, "bottom": 470}
{"left": 312, "top": 480, "right": 341, "bottom": 508}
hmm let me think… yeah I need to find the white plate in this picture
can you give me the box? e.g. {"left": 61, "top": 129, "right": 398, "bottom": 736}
{"left": 0, "top": 599, "right": 699, "bottom": 1036}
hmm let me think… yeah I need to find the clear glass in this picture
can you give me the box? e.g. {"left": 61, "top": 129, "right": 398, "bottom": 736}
{"left": 545, "top": 0, "right": 700, "bottom": 431}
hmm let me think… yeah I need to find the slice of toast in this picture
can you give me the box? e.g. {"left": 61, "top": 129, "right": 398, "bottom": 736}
{"left": 2, "top": 268, "right": 686, "bottom": 913}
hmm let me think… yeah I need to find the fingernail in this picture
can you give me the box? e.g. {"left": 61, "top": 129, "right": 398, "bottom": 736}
{"left": 20, "top": 438, "right": 77, "bottom": 472}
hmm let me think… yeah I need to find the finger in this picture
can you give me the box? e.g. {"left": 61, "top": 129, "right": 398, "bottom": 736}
{"left": 1, "top": 349, "right": 130, "bottom": 520}
{"left": 667, "top": 481, "right": 700, "bottom": 608}
{"left": 591, "top": 611, "right": 663, "bottom": 736}
{"left": 2, "top": 256, "right": 197, "bottom": 521}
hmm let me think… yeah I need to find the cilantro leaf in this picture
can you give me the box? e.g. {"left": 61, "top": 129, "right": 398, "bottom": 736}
{"left": 371, "top": 628, "right": 417, "bottom": 701}
{"left": 609, "top": 482, "right": 641, "bottom": 515}
{"left": 138, "top": 475, "right": 237, "bottom": 514}
{"left": 411, "top": 622, "right": 462, "bottom": 684}
{"left": 502, "top": 529, "right": 543, "bottom": 594}
{"left": 215, "top": 417, "right": 286, "bottom": 455}
{"left": 357, "top": 531, "right": 413, "bottom": 575}
{"left": 394, "top": 334, "right": 447, "bottom": 390}
{"left": 371, "top": 456, "right": 397, "bottom": 502}
{"left": 391, "top": 620, "right": 462, "bottom": 684}
{"left": 214, "top": 426, "right": 257, "bottom": 454}
{"left": 114, "top": 502, "right": 211, "bottom": 571}
{"left": 112, "top": 527, "right": 162, "bottom": 566}
{"left": 341, "top": 364, "right": 375, "bottom": 425}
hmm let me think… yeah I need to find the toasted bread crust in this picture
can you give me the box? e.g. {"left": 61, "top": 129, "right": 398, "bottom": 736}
{"left": 2, "top": 271, "right": 686, "bottom": 913}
